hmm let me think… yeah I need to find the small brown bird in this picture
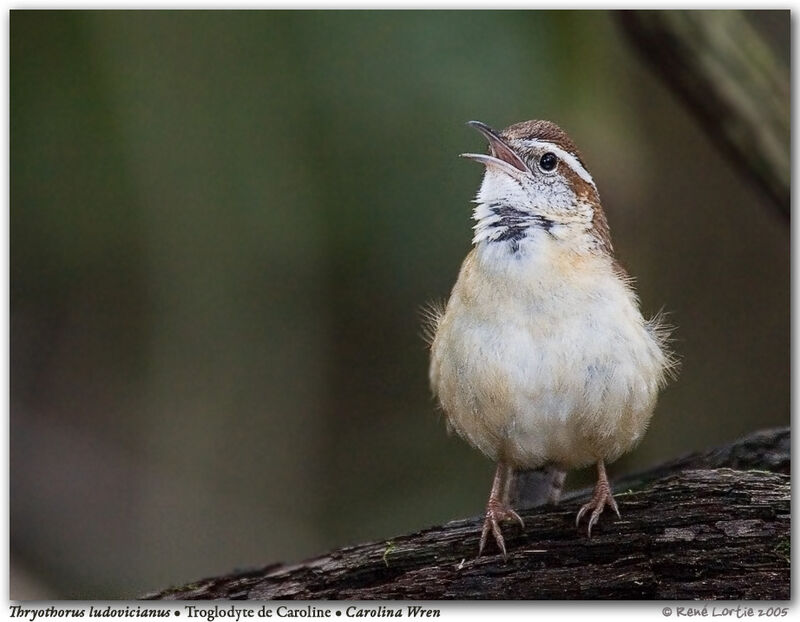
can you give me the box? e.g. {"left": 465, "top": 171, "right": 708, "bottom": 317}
{"left": 427, "top": 120, "right": 675, "bottom": 556}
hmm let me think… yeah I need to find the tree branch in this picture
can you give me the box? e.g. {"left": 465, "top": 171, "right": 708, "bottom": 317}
{"left": 145, "top": 427, "right": 790, "bottom": 600}
{"left": 618, "top": 10, "right": 790, "bottom": 220}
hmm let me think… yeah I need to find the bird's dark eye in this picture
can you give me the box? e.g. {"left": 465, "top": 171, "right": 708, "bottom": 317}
{"left": 539, "top": 152, "right": 558, "bottom": 172}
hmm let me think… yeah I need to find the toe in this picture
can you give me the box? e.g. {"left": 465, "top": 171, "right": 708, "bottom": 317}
{"left": 608, "top": 495, "right": 621, "bottom": 518}
{"left": 508, "top": 508, "right": 525, "bottom": 529}
{"left": 576, "top": 502, "right": 592, "bottom": 526}
{"left": 587, "top": 506, "right": 603, "bottom": 537}
{"left": 491, "top": 520, "right": 507, "bottom": 559}
{"left": 478, "top": 518, "right": 491, "bottom": 557}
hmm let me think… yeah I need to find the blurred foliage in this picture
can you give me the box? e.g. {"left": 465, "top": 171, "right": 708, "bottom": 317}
{"left": 10, "top": 10, "right": 788, "bottom": 598}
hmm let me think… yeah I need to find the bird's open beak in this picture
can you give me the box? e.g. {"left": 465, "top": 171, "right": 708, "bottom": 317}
{"left": 460, "top": 120, "right": 530, "bottom": 174}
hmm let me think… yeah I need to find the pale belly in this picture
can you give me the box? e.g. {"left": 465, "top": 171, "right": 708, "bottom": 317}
{"left": 429, "top": 254, "right": 667, "bottom": 470}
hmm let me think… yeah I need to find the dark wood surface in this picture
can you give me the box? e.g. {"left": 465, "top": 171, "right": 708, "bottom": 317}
{"left": 145, "top": 427, "right": 790, "bottom": 600}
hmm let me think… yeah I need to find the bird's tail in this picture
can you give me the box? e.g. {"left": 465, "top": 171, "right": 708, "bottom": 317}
{"left": 510, "top": 466, "right": 567, "bottom": 509}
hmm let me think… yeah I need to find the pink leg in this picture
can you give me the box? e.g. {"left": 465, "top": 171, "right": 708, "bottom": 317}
{"left": 478, "top": 462, "right": 525, "bottom": 558}
{"left": 576, "top": 460, "right": 620, "bottom": 537}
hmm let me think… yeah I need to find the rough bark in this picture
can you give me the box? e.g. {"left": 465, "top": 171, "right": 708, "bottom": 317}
{"left": 146, "top": 427, "right": 790, "bottom": 601}
{"left": 618, "top": 10, "right": 790, "bottom": 220}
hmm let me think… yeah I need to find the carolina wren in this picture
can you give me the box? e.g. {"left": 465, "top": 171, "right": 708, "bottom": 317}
{"left": 427, "top": 120, "right": 675, "bottom": 556}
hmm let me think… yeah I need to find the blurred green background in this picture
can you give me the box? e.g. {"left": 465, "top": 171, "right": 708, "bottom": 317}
{"left": 10, "top": 10, "right": 789, "bottom": 599}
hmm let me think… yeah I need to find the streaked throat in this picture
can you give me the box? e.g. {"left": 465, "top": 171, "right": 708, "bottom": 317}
{"left": 473, "top": 202, "right": 554, "bottom": 253}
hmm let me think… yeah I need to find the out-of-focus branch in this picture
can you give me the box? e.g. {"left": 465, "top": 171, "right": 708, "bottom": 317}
{"left": 618, "top": 10, "right": 789, "bottom": 220}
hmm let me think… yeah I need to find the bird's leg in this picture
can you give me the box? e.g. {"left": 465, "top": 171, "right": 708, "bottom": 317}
{"left": 478, "top": 462, "right": 524, "bottom": 558}
{"left": 576, "top": 460, "right": 620, "bottom": 537}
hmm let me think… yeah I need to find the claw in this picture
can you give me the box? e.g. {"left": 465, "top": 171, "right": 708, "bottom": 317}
{"left": 587, "top": 507, "right": 601, "bottom": 537}
{"left": 609, "top": 495, "right": 621, "bottom": 519}
{"left": 575, "top": 504, "right": 589, "bottom": 527}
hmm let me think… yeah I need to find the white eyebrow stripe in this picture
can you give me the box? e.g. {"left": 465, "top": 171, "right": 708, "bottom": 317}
{"left": 523, "top": 139, "right": 596, "bottom": 189}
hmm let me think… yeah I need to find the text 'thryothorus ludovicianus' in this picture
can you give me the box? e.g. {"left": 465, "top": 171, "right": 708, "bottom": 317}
{"left": 426, "top": 120, "right": 676, "bottom": 557}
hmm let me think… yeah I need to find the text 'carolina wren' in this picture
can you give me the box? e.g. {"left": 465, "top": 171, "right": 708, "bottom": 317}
{"left": 426, "top": 120, "right": 676, "bottom": 557}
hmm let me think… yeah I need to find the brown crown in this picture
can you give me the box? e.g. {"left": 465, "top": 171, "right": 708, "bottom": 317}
{"left": 500, "top": 120, "right": 584, "bottom": 163}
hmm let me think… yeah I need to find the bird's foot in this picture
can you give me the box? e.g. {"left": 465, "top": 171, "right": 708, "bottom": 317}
{"left": 576, "top": 468, "right": 620, "bottom": 537}
{"left": 478, "top": 498, "right": 525, "bottom": 559}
